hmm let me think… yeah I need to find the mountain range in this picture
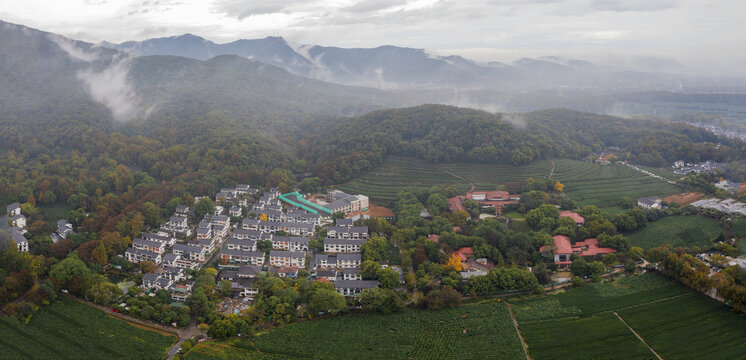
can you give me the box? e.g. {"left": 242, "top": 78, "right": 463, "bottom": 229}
{"left": 102, "top": 33, "right": 703, "bottom": 92}
{"left": 0, "top": 20, "right": 395, "bottom": 135}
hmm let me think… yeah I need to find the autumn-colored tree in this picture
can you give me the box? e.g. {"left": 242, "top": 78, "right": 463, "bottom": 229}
{"left": 443, "top": 253, "right": 464, "bottom": 272}
{"left": 554, "top": 181, "right": 564, "bottom": 192}
{"left": 26, "top": 194, "right": 36, "bottom": 207}
{"left": 91, "top": 242, "right": 108, "bottom": 266}
{"left": 260, "top": 213, "right": 268, "bottom": 221}
{"left": 140, "top": 261, "right": 157, "bottom": 274}
{"left": 129, "top": 212, "right": 145, "bottom": 238}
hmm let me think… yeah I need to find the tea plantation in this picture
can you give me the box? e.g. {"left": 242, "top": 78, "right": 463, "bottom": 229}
{"left": 625, "top": 215, "right": 722, "bottom": 249}
{"left": 337, "top": 157, "right": 680, "bottom": 210}
{"left": 512, "top": 274, "right": 746, "bottom": 360}
{"left": 0, "top": 296, "right": 176, "bottom": 360}
{"left": 185, "top": 301, "right": 524, "bottom": 360}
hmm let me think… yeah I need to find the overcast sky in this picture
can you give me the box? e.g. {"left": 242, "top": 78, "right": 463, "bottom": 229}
{"left": 1, "top": 0, "right": 745, "bottom": 70}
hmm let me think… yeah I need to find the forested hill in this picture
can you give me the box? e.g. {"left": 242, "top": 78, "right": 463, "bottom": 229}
{"left": 0, "top": 20, "right": 396, "bottom": 139}
{"left": 125, "top": 54, "right": 395, "bottom": 141}
{"left": 302, "top": 104, "right": 745, "bottom": 183}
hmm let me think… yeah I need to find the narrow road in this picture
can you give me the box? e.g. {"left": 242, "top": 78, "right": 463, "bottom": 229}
{"left": 167, "top": 319, "right": 199, "bottom": 360}
{"left": 613, "top": 311, "right": 663, "bottom": 360}
{"left": 506, "top": 303, "right": 531, "bottom": 360}
{"left": 437, "top": 167, "right": 475, "bottom": 193}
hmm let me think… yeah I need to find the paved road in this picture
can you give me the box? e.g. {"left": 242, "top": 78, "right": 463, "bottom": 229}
{"left": 167, "top": 319, "right": 199, "bottom": 360}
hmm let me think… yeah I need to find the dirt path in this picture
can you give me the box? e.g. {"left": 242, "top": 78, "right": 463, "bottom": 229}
{"left": 437, "top": 166, "right": 475, "bottom": 193}
{"left": 613, "top": 311, "right": 663, "bottom": 360}
{"left": 506, "top": 303, "right": 531, "bottom": 360}
{"left": 548, "top": 160, "right": 555, "bottom": 179}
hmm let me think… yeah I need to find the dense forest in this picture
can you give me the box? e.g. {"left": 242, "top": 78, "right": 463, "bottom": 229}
{"left": 301, "top": 105, "right": 745, "bottom": 184}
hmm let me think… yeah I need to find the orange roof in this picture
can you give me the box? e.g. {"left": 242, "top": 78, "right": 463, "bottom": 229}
{"left": 573, "top": 238, "right": 617, "bottom": 256}
{"left": 485, "top": 191, "right": 510, "bottom": 200}
{"left": 315, "top": 278, "right": 330, "bottom": 284}
{"left": 427, "top": 234, "right": 440, "bottom": 243}
{"left": 448, "top": 196, "right": 465, "bottom": 212}
{"left": 559, "top": 210, "right": 585, "bottom": 224}
{"left": 541, "top": 235, "right": 573, "bottom": 255}
{"left": 452, "top": 247, "right": 474, "bottom": 262}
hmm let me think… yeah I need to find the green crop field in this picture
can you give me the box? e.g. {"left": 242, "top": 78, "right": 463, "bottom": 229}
{"left": 617, "top": 293, "right": 746, "bottom": 359}
{"left": 625, "top": 215, "right": 722, "bottom": 249}
{"left": 550, "top": 159, "right": 681, "bottom": 209}
{"left": 0, "top": 296, "right": 176, "bottom": 359}
{"left": 185, "top": 301, "right": 524, "bottom": 360}
{"left": 519, "top": 312, "right": 656, "bottom": 360}
{"left": 511, "top": 274, "right": 746, "bottom": 360}
{"left": 336, "top": 157, "right": 680, "bottom": 210}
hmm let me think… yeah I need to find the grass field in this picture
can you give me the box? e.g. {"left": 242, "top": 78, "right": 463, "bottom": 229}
{"left": 625, "top": 215, "right": 722, "bottom": 250}
{"left": 336, "top": 157, "right": 681, "bottom": 210}
{"left": 185, "top": 301, "right": 524, "bottom": 360}
{"left": 0, "top": 296, "right": 176, "bottom": 359}
{"left": 512, "top": 274, "right": 746, "bottom": 360}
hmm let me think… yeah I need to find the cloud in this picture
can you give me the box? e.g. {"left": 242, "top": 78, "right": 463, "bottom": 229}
{"left": 77, "top": 58, "right": 149, "bottom": 122}
{"left": 212, "top": 0, "right": 305, "bottom": 19}
{"left": 49, "top": 34, "right": 100, "bottom": 62}
{"left": 341, "top": 0, "right": 404, "bottom": 13}
{"left": 590, "top": 0, "right": 677, "bottom": 12}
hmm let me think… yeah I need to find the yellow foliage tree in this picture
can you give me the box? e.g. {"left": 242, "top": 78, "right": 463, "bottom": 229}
{"left": 554, "top": 181, "right": 564, "bottom": 192}
{"left": 443, "top": 253, "right": 464, "bottom": 272}
{"left": 260, "top": 213, "right": 268, "bottom": 221}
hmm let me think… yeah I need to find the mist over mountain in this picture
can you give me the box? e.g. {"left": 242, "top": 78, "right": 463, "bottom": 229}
{"left": 102, "top": 33, "right": 739, "bottom": 95}
{"left": 0, "top": 20, "right": 396, "bottom": 135}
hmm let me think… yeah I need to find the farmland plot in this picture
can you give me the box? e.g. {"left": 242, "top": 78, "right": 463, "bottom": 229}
{"left": 186, "top": 301, "right": 524, "bottom": 360}
{"left": 0, "top": 296, "right": 175, "bottom": 360}
{"left": 625, "top": 215, "right": 721, "bottom": 249}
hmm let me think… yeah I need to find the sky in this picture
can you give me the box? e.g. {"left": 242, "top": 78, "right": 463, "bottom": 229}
{"left": 1, "top": 0, "right": 745, "bottom": 71}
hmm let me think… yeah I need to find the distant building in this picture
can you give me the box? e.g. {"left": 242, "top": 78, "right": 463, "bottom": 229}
{"left": 715, "top": 180, "right": 740, "bottom": 195}
{"left": 540, "top": 235, "right": 616, "bottom": 267}
{"left": 325, "top": 190, "right": 369, "bottom": 214}
{"left": 6, "top": 202, "right": 21, "bottom": 217}
{"left": 637, "top": 196, "right": 662, "bottom": 209}
{"left": 12, "top": 228, "right": 28, "bottom": 252}
{"left": 10, "top": 214, "right": 26, "bottom": 229}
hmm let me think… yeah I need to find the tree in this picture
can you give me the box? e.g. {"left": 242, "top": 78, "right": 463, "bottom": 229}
{"left": 619, "top": 196, "right": 634, "bottom": 209}
{"left": 219, "top": 279, "right": 233, "bottom": 298}
{"left": 85, "top": 281, "right": 123, "bottom": 305}
{"left": 425, "top": 286, "right": 461, "bottom": 310}
{"left": 376, "top": 267, "right": 400, "bottom": 289}
{"left": 49, "top": 255, "right": 90, "bottom": 289}
{"left": 195, "top": 198, "right": 215, "bottom": 218}
{"left": 525, "top": 204, "right": 559, "bottom": 230}
{"left": 207, "top": 319, "right": 236, "bottom": 339}
{"left": 141, "top": 202, "right": 160, "bottom": 227}
{"left": 308, "top": 288, "right": 348, "bottom": 314}
{"left": 361, "top": 236, "right": 388, "bottom": 262}
{"left": 360, "top": 260, "right": 381, "bottom": 280}
{"left": 554, "top": 181, "right": 564, "bottom": 192}
{"left": 360, "top": 288, "right": 405, "bottom": 314}
{"left": 443, "top": 253, "right": 464, "bottom": 272}
{"left": 298, "top": 177, "right": 321, "bottom": 194}
{"left": 425, "top": 193, "right": 449, "bottom": 215}
{"left": 140, "top": 261, "right": 157, "bottom": 274}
